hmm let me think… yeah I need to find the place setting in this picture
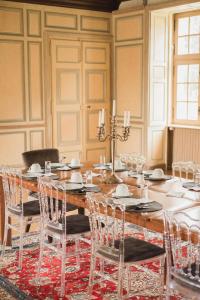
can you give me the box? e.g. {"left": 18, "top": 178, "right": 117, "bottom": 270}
{"left": 64, "top": 171, "right": 101, "bottom": 194}
{"left": 23, "top": 162, "right": 59, "bottom": 180}
{"left": 109, "top": 183, "right": 163, "bottom": 213}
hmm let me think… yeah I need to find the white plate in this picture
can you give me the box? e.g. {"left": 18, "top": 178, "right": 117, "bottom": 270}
{"left": 57, "top": 166, "right": 71, "bottom": 171}
{"left": 148, "top": 175, "right": 171, "bottom": 181}
{"left": 64, "top": 183, "right": 83, "bottom": 190}
{"left": 112, "top": 198, "right": 141, "bottom": 206}
{"left": 68, "top": 179, "right": 83, "bottom": 184}
{"left": 143, "top": 170, "right": 153, "bottom": 175}
{"left": 24, "top": 173, "right": 43, "bottom": 178}
{"left": 27, "top": 170, "right": 43, "bottom": 173}
{"left": 84, "top": 183, "right": 97, "bottom": 188}
{"left": 112, "top": 192, "right": 133, "bottom": 198}
{"left": 68, "top": 164, "right": 83, "bottom": 168}
{"left": 50, "top": 163, "right": 66, "bottom": 168}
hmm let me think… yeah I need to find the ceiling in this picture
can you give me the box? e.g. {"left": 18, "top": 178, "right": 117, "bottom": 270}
{"left": 4, "top": 0, "right": 127, "bottom": 12}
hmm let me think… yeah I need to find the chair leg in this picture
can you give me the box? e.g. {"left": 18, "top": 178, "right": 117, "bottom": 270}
{"left": 18, "top": 218, "right": 24, "bottom": 269}
{"left": 75, "top": 239, "right": 80, "bottom": 269}
{"left": 1, "top": 219, "right": 8, "bottom": 257}
{"left": 60, "top": 236, "right": 66, "bottom": 297}
{"left": 25, "top": 217, "right": 32, "bottom": 233}
{"left": 117, "top": 264, "right": 124, "bottom": 300}
{"left": 88, "top": 254, "right": 96, "bottom": 297}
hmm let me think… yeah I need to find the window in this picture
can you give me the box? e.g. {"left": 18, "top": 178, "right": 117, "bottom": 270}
{"left": 173, "top": 11, "right": 200, "bottom": 125}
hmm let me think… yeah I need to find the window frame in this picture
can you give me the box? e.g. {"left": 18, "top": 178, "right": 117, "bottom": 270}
{"left": 173, "top": 10, "right": 200, "bottom": 126}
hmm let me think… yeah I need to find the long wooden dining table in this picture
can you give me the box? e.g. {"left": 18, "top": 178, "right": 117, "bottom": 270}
{"left": 1, "top": 164, "right": 200, "bottom": 246}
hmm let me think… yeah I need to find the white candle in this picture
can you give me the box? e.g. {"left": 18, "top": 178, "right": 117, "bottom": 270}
{"left": 124, "top": 111, "right": 127, "bottom": 127}
{"left": 112, "top": 100, "right": 116, "bottom": 117}
{"left": 98, "top": 110, "right": 102, "bottom": 127}
{"left": 127, "top": 111, "right": 130, "bottom": 126}
{"left": 101, "top": 108, "right": 105, "bottom": 124}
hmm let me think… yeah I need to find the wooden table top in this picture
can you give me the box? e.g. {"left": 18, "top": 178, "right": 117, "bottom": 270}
{"left": 1, "top": 164, "right": 200, "bottom": 242}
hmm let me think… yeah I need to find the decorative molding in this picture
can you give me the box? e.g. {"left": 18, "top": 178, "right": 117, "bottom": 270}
{"left": 85, "top": 70, "right": 106, "bottom": 103}
{"left": 151, "top": 129, "right": 164, "bottom": 161}
{"left": 4, "top": 0, "right": 122, "bottom": 12}
{"left": 115, "top": 14, "right": 143, "bottom": 43}
{"left": 45, "top": 11, "right": 77, "bottom": 30}
{"left": 57, "top": 111, "right": 80, "bottom": 146}
{"left": 80, "top": 16, "right": 110, "bottom": 33}
{"left": 30, "top": 129, "right": 44, "bottom": 149}
{"left": 27, "top": 9, "right": 41, "bottom": 37}
{"left": 115, "top": 43, "right": 143, "bottom": 120}
{"left": 85, "top": 46, "right": 107, "bottom": 64}
{"left": 56, "top": 69, "right": 80, "bottom": 104}
{"left": 86, "top": 146, "right": 106, "bottom": 161}
{"left": 0, "top": 6, "right": 24, "bottom": 36}
{"left": 0, "top": 40, "right": 26, "bottom": 123}
{"left": 86, "top": 109, "right": 99, "bottom": 143}
{"left": 28, "top": 41, "right": 43, "bottom": 121}
{"left": 56, "top": 44, "right": 81, "bottom": 63}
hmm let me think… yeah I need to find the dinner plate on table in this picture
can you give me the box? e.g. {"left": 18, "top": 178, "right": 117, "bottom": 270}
{"left": 63, "top": 183, "right": 83, "bottom": 191}
{"left": 23, "top": 173, "right": 43, "bottom": 179}
{"left": 112, "top": 192, "right": 133, "bottom": 199}
{"left": 148, "top": 175, "right": 171, "bottom": 181}
{"left": 50, "top": 163, "right": 66, "bottom": 169}
{"left": 111, "top": 197, "right": 139, "bottom": 206}
{"left": 68, "top": 164, "right": 83, "bottom": 169}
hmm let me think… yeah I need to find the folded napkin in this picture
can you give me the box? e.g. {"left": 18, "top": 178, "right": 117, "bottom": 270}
{"left": 126, "top": 201, "right": 162, "bottom": 213}
{"left": 166, "top": 191, "right": 185, "bottom": 198}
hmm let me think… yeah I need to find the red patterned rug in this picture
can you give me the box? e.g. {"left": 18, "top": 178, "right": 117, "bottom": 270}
{"left": 0, "top": 231, "right": 181, "bottom": 300}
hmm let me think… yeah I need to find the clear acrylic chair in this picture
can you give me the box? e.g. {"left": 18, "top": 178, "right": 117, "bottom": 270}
{"left": 86, "top": 192, "right": 166, "bottom": 299}
{"left": 165, "top": 210, "right": 200, "bottom": 299}
{"left": 172, "top": 161, "right": 196, "bottom": 180}
{"left": 1, "top": 167, "right": 41, "bottom": 269}
{"left": 37, "top": 177, "right": 90, "bottom": 297}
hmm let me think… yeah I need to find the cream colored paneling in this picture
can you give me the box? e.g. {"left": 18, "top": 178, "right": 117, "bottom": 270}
{"left": 30, "top": 130, "right": 44, "bottom": 150}
{"left": 0, "top": 40, "right": 25, "bottom": 122}
{"left": 0, "top": 6, "right": 23, "bottom": 35}
{"left": 86, "top": 70, "right": 106, "bottom": 103}
{"left": 116, "top": 125, "right": 144, "bottom": 155}
{"left": 115, "top": 14, "right": 143, "bottom": 42}
{"left": 116, "top": 44, "right": 143, "bottom": 120}
{"left": 56, "top": 44, "right": 81, "bottom": 63}
{"left": 45, "top": 12, "right": 77, "bottom": 30}
{"left": 61, "top": 150, "right": 81, "bottom": 161}
{"left": 57, "top": 111, "right": 80, "bottom": 146}
{"left": 86, "top": 109, "right": 99, "bottom": 143}
{"left": 28, "top": 42, "right": 43, "bottom": 121}
{"left": 27, "top": 10, "right": 41, "bottom": 37}
{"left": 0, "top": 131, "right": 26, "bottom": 165}
{"left": 85, "top": 46, "right": 106, "bottom": 64}
{"left": 153, "top": 16, "right": 166, "bottom": 64}
{"left": 150, "top": 128, "right": 165, "bottom": 161}
{"left": 86, "top": 147, "right": 107, "bottom": 162}
{"left": 152, "top": 83, "right": 165, "bottom": 122}
{"left": 56, "top": 69, "right": 80, "bottom": 104}
{"left": 81, "top": 16, "right": 110, "bottom": 33}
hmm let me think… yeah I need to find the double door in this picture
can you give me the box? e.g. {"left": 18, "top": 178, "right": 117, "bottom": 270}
{"left": 50, "top": 38, "right": 110, "bottom": 162}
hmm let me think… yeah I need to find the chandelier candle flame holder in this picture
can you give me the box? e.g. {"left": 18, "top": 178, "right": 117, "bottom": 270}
{"left": 97, "top": 100, "right": 131, "bottom": 184}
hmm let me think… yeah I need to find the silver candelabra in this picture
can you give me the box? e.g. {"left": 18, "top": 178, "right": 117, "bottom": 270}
{"left": 97, "top": 113, "right": 130, "bottom": 184}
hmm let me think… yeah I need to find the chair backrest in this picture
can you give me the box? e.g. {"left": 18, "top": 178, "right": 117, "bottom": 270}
{"left": 38, "top": 177, "right": 67, "bottom": 235}
{"left": 172, "top": 161, "right": 196, "bottom": 180}
{"left": 1, "top": 167, "right": 24, "bottom": 215}
{"left": 87, "top": 192, "right": 125, "bottom": 261}
{"left": 22, "top": 148, "right": 59, "bottom": 168}
{"left": 166, "top": 210, "right": 200, "bottom": 289}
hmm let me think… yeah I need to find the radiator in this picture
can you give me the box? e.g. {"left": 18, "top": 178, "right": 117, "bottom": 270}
{"left": 173, "top": 127, "right": 200, "bottom": 164}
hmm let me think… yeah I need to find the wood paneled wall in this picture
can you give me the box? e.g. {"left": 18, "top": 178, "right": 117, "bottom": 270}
{"left": 113, "top": 9, "right": 145, "bottom": 157}
{"left": 0, "top": 0, "right": 111, "bottom": 165}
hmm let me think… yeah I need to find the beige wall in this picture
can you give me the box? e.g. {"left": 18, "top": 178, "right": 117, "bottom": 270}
{"left": 0, "top": 0, "right": 111, "bottom": 165}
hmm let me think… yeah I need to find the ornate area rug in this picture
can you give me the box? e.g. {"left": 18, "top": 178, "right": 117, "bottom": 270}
{"left": 0, "top": 230, "right": 181, "bottom": 300}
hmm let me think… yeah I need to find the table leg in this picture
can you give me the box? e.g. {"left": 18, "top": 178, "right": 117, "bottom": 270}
{"left": 0, "top": 175, "right": 11, "bottom": 246}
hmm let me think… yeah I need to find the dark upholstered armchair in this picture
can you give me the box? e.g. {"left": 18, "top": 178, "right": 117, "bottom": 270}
{"left": 22, "top": 148, "right": 59, "bottom": 168}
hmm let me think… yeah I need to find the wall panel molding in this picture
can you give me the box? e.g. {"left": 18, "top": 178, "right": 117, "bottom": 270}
{"left": 115, "top": 14, "right": 143, "bottom": 42}
{"left": 27, "top": 9, "right": 41, "bottom": 37}
{"left": 81, "top": 16, "right": 110, "bottom": 33}
{"left": 0, "top": 40, "right": 26, "bottom": 123}
{"left": 85, "top": 70, "right": 106, "bottom": 103}
{"left": 57, "top": 111, "right": 80, "bottom": 146}
{"left": 30, "top": 129, "right": 44, "bottom": 149}
{"left": 28, "top": 41, "right": 43, "bottom": 121}
{"left": 0, "top": 6, "right": 24, "bottom": 35}
{"left": 45, "top": 11, "right": 77, "bottom": 30}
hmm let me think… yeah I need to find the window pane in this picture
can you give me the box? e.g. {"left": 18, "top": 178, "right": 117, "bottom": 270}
{"left": 190, "top": 16, "right": 200, "bottom": 34}
{"left": 189, "top": 64, "right": 199, "bottom": 82}
{"left": 188, "top": 103, "right": 198, "bottom": 120}
{"left": 189, "top": 35, "right": 199, "bottom": 54}
{"left": 188, "top": 83, "right": 199, "bottom": 101}
{"left": 176, "top": 102, "right": 187, "bottom": 119}
{"left": 178, "top": 17, "right": 189, "bottom": 36}
{"left": 178, "top": 36, "right": 189, "bottom": 54}
{"left": 177, "top": 65, "right": 188, "bottom": 82}
{"left": 177, "top": 83, "right": 187, "bottom": 101}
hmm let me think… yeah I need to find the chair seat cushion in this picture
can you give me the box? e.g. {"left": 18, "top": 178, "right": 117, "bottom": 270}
{"left": 114, "top": 237, "right": 165, "bottom": 262}
{"left": 23, "top": 200, "right": 40, "bottom": 217}
{"left": 47, "top": 215, "right": 90, "bottom": 235}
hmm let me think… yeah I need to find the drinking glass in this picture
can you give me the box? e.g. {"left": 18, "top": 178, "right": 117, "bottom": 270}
{"left": 99, "top": 155, "right": 106, "bottom": 165}
{"left": 45, "top": 161, "right": 51, "bottom": 174}
{"left": 85, "top": 170, "right": 93, "bottom": 185}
